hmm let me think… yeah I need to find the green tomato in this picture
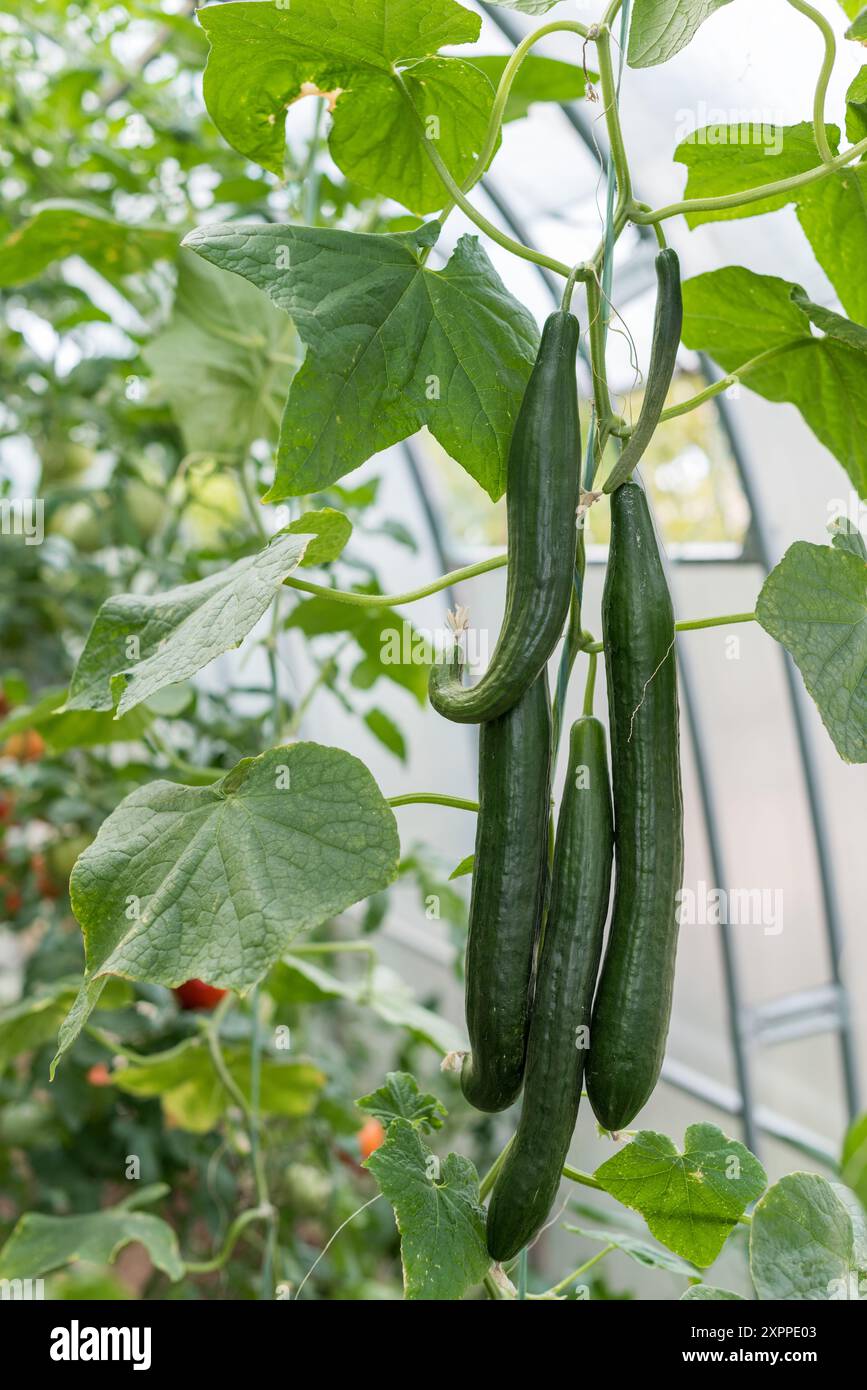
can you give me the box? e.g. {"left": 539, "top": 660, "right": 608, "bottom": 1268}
{"left": 40, "top": 441, "right": 94, "bottom": 485}
{"left": 282, "top": 1162, "right": 333, "bottom": 1216}
{"left": 0, "top": 1099, "right": 55, "bottom": 1146}
{"left": 123, "top": 478, "right": 165, "bottom": 540}
{"left": 48, "top": 500, "right": 104, "bottom": 553}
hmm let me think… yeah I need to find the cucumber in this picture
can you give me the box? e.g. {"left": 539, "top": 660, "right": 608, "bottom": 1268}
{"left": 586, "top": 481, "right": 684, "bottom": 1132}
{"left": 486, "top": 717, "right": 613, "bottom": 1262}
{"left": 429, "top": 311, "right": 581, "bottom": 724}
{"left": 604, "top": 249, "right": 682, "bottom": 495}
{"left": 460, "top": 671, "right": 552, "bottom": 1113}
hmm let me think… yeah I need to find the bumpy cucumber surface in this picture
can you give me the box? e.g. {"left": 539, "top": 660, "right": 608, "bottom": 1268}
{"left": 486, "top": 717, "right": 613, "bottom": 1262}
{"left": 604, "top": 249, "right": 682, "bottom": 495}
{"left": 460, "top": 671, "right": 552, "bottom": 1113}
{"left": 429, "top": 311, "right": 580, "bottom": 724}
{"left": 585, "top": 482, "right": 683, "bottom": 1132}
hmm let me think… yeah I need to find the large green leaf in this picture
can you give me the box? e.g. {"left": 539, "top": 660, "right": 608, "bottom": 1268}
{"left": 796, "top": 166, "right": 867, "bottom": 329}
{"left": 681, "top": 266, "right": 867, "bottom": 498}
{"left": 66, "top": 531, "right": 309, "bottom": 716}
{"left": 750, "top": 1173, "right": 867, "bottom": 1299}
{"left": 845, "top": 67, "right": 867, "bottom": 144}
{"left": 469, "top": 55, "right": 591, "bottom": 123}
{"left": 0, "top": 978, "right": 130, "bottom": 1067}
{"left": 0, "top": 687, "right": 151, "bottom": 751}
{"left": 674, "top": 123, "right": 830, "bottom": 226}
{"left": 199, "top": 0, "right": 489, "bottom": 214}
{"left": 594, "top": 1125, "right": 767, "bottom": 1268}
{"left": 628, "top": 0, "right": 734, "bottom": 68}
{"left": 0, "top": 1187, "right": 183, "bottom": 1282}
{"left": 99, "top": 1034, "right": 325, "bottom": 1133}
{"left": 143, "top": 251, "right": 297, "bottom": 456}
{"left": 53, "top": 743, "right": 400, "bottom": 1069}
{"left": 184, "top": 220, "right": 538, "bottom": 502}
{"left": 364, "top": 1117, "right": 490, "bottom": 1299}
{"left": 756, "top": 541, "right": 867, "bottom": 763}
{"left": 0, "top": 201, "right": 177, "bottom": 288}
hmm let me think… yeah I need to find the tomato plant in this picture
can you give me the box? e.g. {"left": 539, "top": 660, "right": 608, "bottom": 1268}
{"left": 0, "top": 0, "right": 865, "bottom": 1310}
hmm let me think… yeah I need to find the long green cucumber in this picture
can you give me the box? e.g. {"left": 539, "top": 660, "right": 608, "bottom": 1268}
{"left": 585, "top": 481, "right": 684, "bottom": 1132}
{"left": 429, "top": 311, "right": 581, "bottom": 724}
{"left": 486, "top": 716, "right": 613, "bottom": 1262}
{"left": 604, "top": 248, "right": 682, "bottom": 494}
{"left": 460, "top": 671, "right": 552, "bottom": 1113}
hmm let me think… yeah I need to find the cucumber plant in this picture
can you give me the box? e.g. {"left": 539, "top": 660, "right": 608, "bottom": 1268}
{"left": 0, "top": 0, "right": 865, "bottom": 1303}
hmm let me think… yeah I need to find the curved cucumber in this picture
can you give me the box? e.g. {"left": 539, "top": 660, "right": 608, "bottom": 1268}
{"left": 585, "top": 482, "right": 684, "bottom": 1132}
{"left": 486, "top": 716, "right": 613, "bottom": 1262}
{"left": 429, "top": 311, "right": 581, "bottom": 724}
{"left": 460, "top": 671, "right": 552, "bottom": 1113}
{"left": 604, "top": 248, "right": 682, "bottom": 494}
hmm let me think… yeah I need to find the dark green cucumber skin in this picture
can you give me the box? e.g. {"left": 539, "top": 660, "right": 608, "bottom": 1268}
{"left": 604, "top": 249, "right": 682, "bottom": 494}
{"left": 460, "top": 671, "right": 552, "bottom": 1113}
{"left": 486, "top": 717, "right": 613, "bottom": 1262}
{"left": 429, "top": 311, "right": 581, "bottom": 724}
{"left": 586, "top": 482, "right": 684, "bottom": 1132}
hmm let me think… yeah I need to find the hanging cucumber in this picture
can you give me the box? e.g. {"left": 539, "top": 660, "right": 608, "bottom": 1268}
{"left": 603, "top": 248, "right": 682, "bottom": 495}
{"left": 460, "top": 671, "right": 552, "bottom": 1113}
{"left": 486, "top": 716, "right": 613, "bottom": 1262}
{"left": 429, "top": 311, "right": 581, "bottom": 724}
{"left": 586, "top": 481, "right": 683, "bottom": 1132}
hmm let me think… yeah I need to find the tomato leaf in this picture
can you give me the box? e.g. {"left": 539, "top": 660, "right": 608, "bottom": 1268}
{"left": 66, "top": 531, "right": 309, "bottom": 716}
{"left": 628, "top": 0, "right": 734, "bottom": 68}
{"left": 750, "top": 1173, "right": 867, "bottom": 1299}
{"left": 184, "top": 220, "right": 538, "bottom": 502}
{"left": 0, "top": 1187, "right": 184, "bottom": 1282}
{"left": 756, "top": 541, "right": 867, "bottom": 763}
{"left": 364, "top": 1117, "right": 490, "bottom": 1299}
{"left": 199, "top": 0, "right": 489, "bottom": 214}
{"left": 681, "top": 266, "right": 867, "bottom": 499}
{"left": 356, "top": 1071, "right": 447, "bottom": 1132}
{"left": 53, "top": 743, "right": 400, "bottom": 1071}
{"left": 594, "top": 1124, "right": 767, "bottom": 1268}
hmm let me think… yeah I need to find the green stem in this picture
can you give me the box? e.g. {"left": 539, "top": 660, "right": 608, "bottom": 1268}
{"left": 582, "top": 649, "right": 598, "bottom": 717}
{"left": 390, "top": 68, "right": 576, "bottom": 281}
{"left": 184, "top": 1205, "right": 273, "bottom": 1275}
{"left": 587, "top": 276, "right": 613, "bottom": 427}
{"left": 677, "top": 611, "right": 755, "bottom": 633}
{"left": 612, "top": 339, "right": 815, "bottom": 432}
{"left": 284, "top": 552, "right": 506, "bottom": 607}
{"left": 562, "top": 1164, "right": 604, "bottom": 1190}
{"left": 631, "top": 134, "right": 867, "bottom": 226}
{"left": 596, "top": 25, "right": 632, "bottom": 208}
{"left": 786, "top": 0, "right": 836, "bottom": 164}
{"left": 561, "top": 261, "right": 587, "bottom": 312}
{"left": 387, "top": 793, "right": 478, "bottom": 812}
{"left": 480, "top": 1136, "right": 515, "bottom": 1202}
{"left": 537, "top": 1245, "right": 614, "bottom": 1299}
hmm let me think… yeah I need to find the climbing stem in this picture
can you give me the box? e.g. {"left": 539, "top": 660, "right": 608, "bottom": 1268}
{"left": 284, "top": 553, "right": 506, "bottom": 607}
{"left": 596, "top": 24, "right": 632, "bottom": 209}
{"left": 630, "top": 134, "right": 867, "bottom": 226}
{"left": 583, "top": 649, "right": 599, "bottom": 717}
{"left": 786, "top": 0, "right": 836, "bottom": 164}
{"left": 480, "top": 1136, "right": 515, "bottom": 1202}
{"left": 533, "top": 1245, "right": 615, "bottom": 1299}
{"left": 184, "top": 1205, "right": 274, "bottom": 1275}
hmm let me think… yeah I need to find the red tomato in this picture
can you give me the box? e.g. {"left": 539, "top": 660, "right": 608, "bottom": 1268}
{"left": 357, "top": 1117, "right": 386, "bottom": 1160}
{"left": 0, "top": 794, "right": 14, "bottom": 825}
{"left": 86, "top": 1063, "right": 112, "bottom": 1087}
{"left": 173, "top": 979, "right": 228, "bottom": 1011}
{"left": 3, "top": 730, "right": 46, "bottom": 762}
{"left": 3, "top": 889, "right": 23, "bottom": 916}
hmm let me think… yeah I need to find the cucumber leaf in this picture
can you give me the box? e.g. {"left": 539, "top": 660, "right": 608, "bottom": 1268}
{"left": 564, "top": 1223, "right": 699, "bottom": 1275}
{"left": 53, "top": 743, "right": 400, "bottom": 1070}
{"left": 184, "top": 220, "right": 538, "bottom": 502}
{"left": 845, "top": 66, "right": 867, "bottom": 142}
{"left": 593, "top": 1124, "right": 767, "bottom": 1268}
{"left": 681, "top": 1285, "right": 746, "bottom": 1300}
{"left": 285, "top": 508, "right": 352, "bottom": 566}
{"left": 682, "top": 266, "right": 867, "bottom": 499}
{"left": 199, "top": 0, "right": 491, "bottom": 214}
{"left": 468, "top": 55, "right": 592, "bottom": 123}
{"left": 841, "top": 1114, "right": 867, "bottom": 1208}
{"left": 756, "top": 540, "right": 867, "bottom": 763}
{"left": 364, "top": 1117, "right": 490, "bottom": 1299}
{"left": 750, "top": 1173, "right": 867, "bottom": 1299}
{"left": 628, "top": 0, "right": 734, "bottom": 68}
{"left": 66, "top": 531, "right": 309, "bottom": 716}
{"left": 356, "top": 1072, "right": 447, "bottom": 1132}
{"left": 830, "top": 516, "right": 867, "bottom": 561}
{"left": 847, "top": 9, "right": 867, "bottom": 40}
{"left": 674, "top": 123, "right": 832, "bottom": 226}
